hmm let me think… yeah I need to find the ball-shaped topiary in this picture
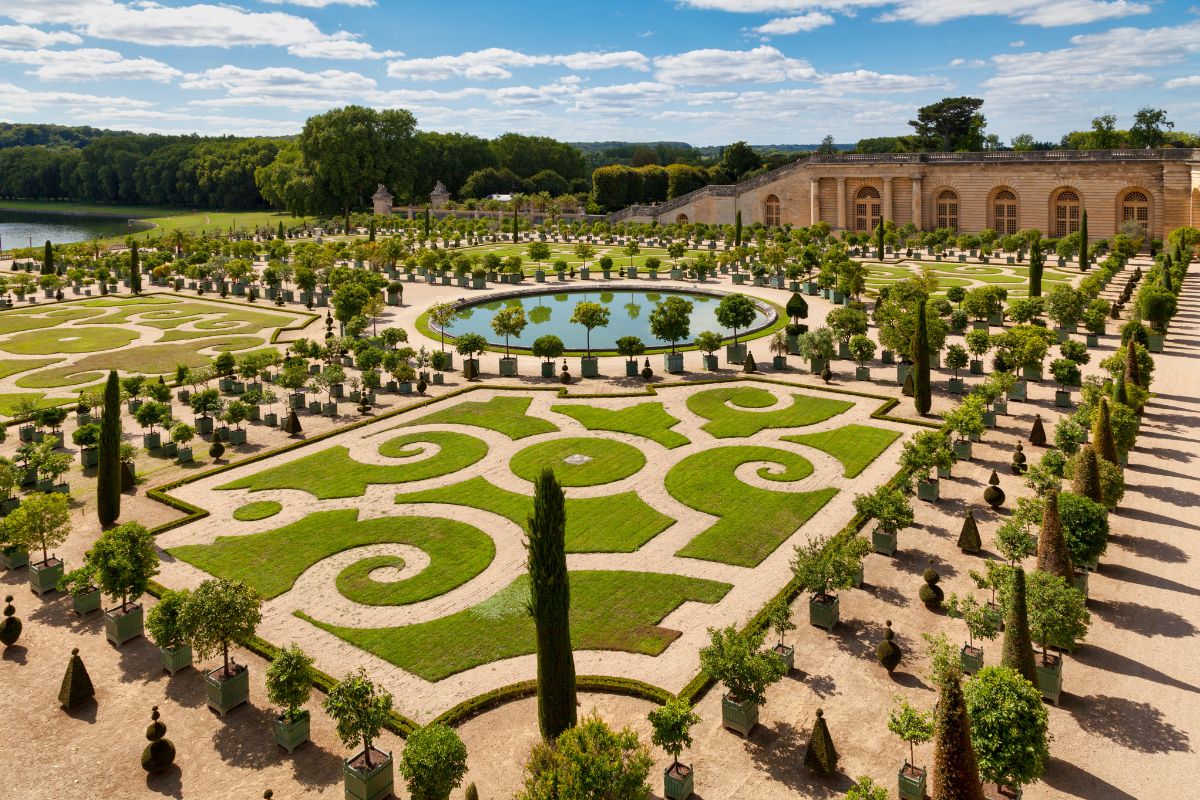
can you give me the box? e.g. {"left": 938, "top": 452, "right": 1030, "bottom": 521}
{"left": 920, "top": 562, "right": 944, "bottom": 609}
{"left": 209, "top": 438, "right": 225, "bottom": 461}
{"left": 984, "top": 470, "right": 1006, "bottom": 508}
{"left": 820, "top": 363, "right": 833, "bottom": 384}
{"left": 0, "top": 596, "right": 21, "bottom": 647}
{"left": 141, "top": 706, "right": 176, "bottom": 773}
{"left": 1010, "top": 442, "right": 1027, "bottom": 475}
{"left": 876, "top": 620, "right": 902, "bottom": 672}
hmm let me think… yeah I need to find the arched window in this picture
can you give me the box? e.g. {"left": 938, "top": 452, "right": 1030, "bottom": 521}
{"left": 936, "top": 190, "right": 959, "bottom": 231}
{"left": 1054, "top": 189, "right": 1081, "bottom": 237}
{"left": 1120, "top": 190, "right": 1149, "bottom": 229}
{"left": 855, "top": 186, "right": 881, "bottom": 231}
{"left": 763, "top": 195, "right": 781, "bottom": 227}
{"left": 675, "top": 213, "right": 689, "bottom": 225}
{"left": 993, "top": 189, "right": 1018, "bottom": 236}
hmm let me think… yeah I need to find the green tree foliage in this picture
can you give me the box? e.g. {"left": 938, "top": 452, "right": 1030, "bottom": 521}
{"left": 931, "top": 665, "right": 985, "bottom": 800}
{"left": 1070, "top": 446, "right": 1104, "bottom": 505}
{"left": 399, "top": 724, "right": 470, "bottom": 800}
{"left": 1000, "top": 567, "right": 1038, "bottom": 687}
{"left": 517, "top": 712, "right": 652, "bottom": 800}
{"left": 1026, "top": 571, "right": 1090, "bottom": 654}
{"left": 1129, "top": 107, "right": 1174, "bottom": 149}
{"left": 179, "top": 578, "right": 262, "bottom": 675}
{"left": 913, "top": 299, "right": 932, "bottom": 414}
{"left": 88, "top": 521, "right": 159, "bottom": 611}
{"left": 97, "top": 370, "right": 122, "bottom": 527}
{"left": 888, "top": 695, "right": 934, "bottom": 768}
{"left": 648, "top": 698, "right": 701, "bottom": 770}
{"left": 649, "top": 295, "right": 693, "bottom": 353}
{"left": 323, "top": 668, "right": 393, "bottom": 767}
{"left": 909, "top": 97, "right": 987, "bottom": 151}
{"left": 1058, "top": 491, "right": 1109, "bottom": 566}
{"left": 145, "top": 589, "right": 190, "bottom": 650}
{"left": 963, "top": 666, "right": 1050, "bottom": 790}
{"left": 699, "top": 626, "right": 786, "bottom": 707}
{"left": 715, "top": 293, "right": 757, "bottom": 346}
{"left": 1036, "top": 490, "right": 1075, "bottom": 580}
{"left": 266, "top": 643, "right": 314, "bottom": 723}
{"left": 3, "top": 491, "right": 70, "bottom": 565}
{"left": 804, "top": 709, "right": 839, "bottom": 777}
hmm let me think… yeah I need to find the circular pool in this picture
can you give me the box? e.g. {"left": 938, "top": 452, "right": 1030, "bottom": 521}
{"left": 444, "top": 287, "right": 776, "bottom": 353}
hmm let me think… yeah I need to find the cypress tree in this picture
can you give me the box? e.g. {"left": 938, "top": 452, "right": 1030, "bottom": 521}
{"left": 1072, "top": 446, "right": 1104, "bottom": 504}
{"left": 368, "top": 220, "right": 376, "bottom": 242}
{"left": 58, "top": 647, "right": 95, "bottom": 710}
{"left": 42, "top": 240, "right": 54, "bottom": 275}
{"left": 277, "top": 221, "right": 285, "bottom": 240}
{"left": 1000, "top": 566, "right": 1038, "bottom": 683}
{"left": 1028, "top": 237, "right": 1044, "bottom": 297}
{"left": 931, "top": 666, "right": 984, "bottom": 800}
{"left": 957, "top": 509, "right": 981, "bottom": 553}
{"left": 734, "top": 210, "right": 743, "bottom": 249}
{"left": 1092, "top": 397, "right": 1119, "bottom": 465}
{"left": 129, "top": 241, "right": 141, "bottom": 295}
{"left": 527, "top": 468, "right": 576, "bottom": 741}
{"left": 1079, "top": 209, "right": 1089, "bottom": 271}
{"left": 97, "top": 370, "right": 122, "bottom": 527}
{"left": 1123, "top": 340, "right": 1143, "bottom": 388}
{"left": 876, "top": 217, "right": 885, "bottom": 260}
{"left": 803, "top": 708, "right": 839, "bottom": 777}
{"left": 423, "top": 206, "right": 431, "bottom": 240}
{"left": 1163, "top": 256, "right": 1174, "bottom": 293}
{"left": 913, "top": 300, "right": 931, "bottom": 415}
{"left": 1036, "top": 490, "right": 1074, "bottom": 581}
{"left": 1112, "top": 374, "right": 1128, "bottom": 406}
{"left": 511, "top": 206, "right": 518, "bottom": 242}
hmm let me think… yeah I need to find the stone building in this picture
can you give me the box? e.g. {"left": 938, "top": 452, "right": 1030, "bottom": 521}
{"left": 372, "top": 184, "right": 394, "bottom": 217}
{"left": 430, "top": 180, "right": 451, "bottom": 209}
{"left": 613, "top": 149, "right": 1200, "bottom": 241}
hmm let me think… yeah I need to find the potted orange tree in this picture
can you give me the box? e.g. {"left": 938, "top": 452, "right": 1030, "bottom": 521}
{"left": 5, "top": 492, "right": 70, "bottom": 595}
{"left": 89, "top": 521, "right": 159, "bottom": 646}
{"left": 790, "top": 533, "right": 866, "bottom": 631}
{"left": 888, "top": 696, "right": 933, "bottom": 800}
{"left": 699, "top": 626, "right": 786, "bottom": 737}
{"left": 324, "top": 668, "right": 395, "bottom": 800}
{"left": 649, "top": 697, "right": 701, "bottom": 800}
{"left": 146, "top": 588, "right": 192, "bottom": 675}
{"left": 267, "top": 643, "right": 314, "bottom": 753}
{"left": 180, "top": 578, "right": 263, "bottom": 716}
{"left": 854, "top": 483, "right": 914, "bottom": 558}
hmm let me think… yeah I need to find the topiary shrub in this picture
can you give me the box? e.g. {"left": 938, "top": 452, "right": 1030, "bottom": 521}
{"left": 209, "top": 438, "right": 225, "bottom": 461}
{"left": 803, "top": 708, "right": 839, "bottom": 778}
{"left": 1029, "top": 414, "right": 1046, "bottom": 446}
{"left": 743, "top": 352, "right": 757, "bottom": 373}
{"left": 1010, "top": 442, "right": 1027, "bottom": 475}
{"left": 58, "top": 647, "right": 95, "bottom": 710}
{"left": 983, "top": 470, "right": 1006, "bottom": 508}
{"left": 920, "top": 561, "right": 944, "bottom": 609}
{"left": 820, "top": 363, "right": 833, "bottom": 383}
{"left": 958, "top": 509, "right": 982, "bottom": 553}
{"left": 141, "top": 706, "right": 176, "bottom": 773}
{"left": 0, "top": 596, "right": 21, "bottom": 647}
{"left": 464, "top": 784, "right": 479, "bottom": 800}
{"left": 876, "top": 620, "right": 902, "bottom": 672}
{"left": 902, "top": 370, "right": 915, "bottom": 397}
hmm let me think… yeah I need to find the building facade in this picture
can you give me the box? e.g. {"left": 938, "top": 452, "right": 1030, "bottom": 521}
{"left": 612, "top": 149, "right": 1200, "bottom": 241}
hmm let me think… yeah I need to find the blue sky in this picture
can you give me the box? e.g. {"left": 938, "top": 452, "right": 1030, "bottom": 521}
{"left": 0, "top": 0, "right": 1198, "bottom": 144}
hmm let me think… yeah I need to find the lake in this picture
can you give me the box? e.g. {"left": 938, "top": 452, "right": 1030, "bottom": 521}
{"left": 0, "top": 209, "right": 153, "bottom": 251}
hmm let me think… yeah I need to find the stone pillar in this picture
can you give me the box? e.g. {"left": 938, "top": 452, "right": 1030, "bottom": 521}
{"left": 836, "top": 178, "right": 846, "bottom": 230}
{"left": 911, "top": 177, "right": 923, "bottom": 230}
{"left": 882, "top": 177, "right": 893, "bottom": 223}
{"left": 810, "top": 179, "right": 820, "bottom": 226}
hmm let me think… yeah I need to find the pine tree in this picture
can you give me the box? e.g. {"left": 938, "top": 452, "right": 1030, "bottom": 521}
{"left": 1072, "top": 446, "right": 1104, "bottom": 504}
{"left": 931, "top": 666, "right": 984, "bottom": 800}
{"left": 1092, "top": 397, "right": 1119, "bottom": 465}
{"left": 58, "top": 647, "right": 95, "bottom": 710}
{"left": 957, "top": 509, "right": 981, "bottom": 553}
{"left": 1079, "top": 209, "right": 1089, "bottom": 271}
{"left": 1029, "top": 414, "right": 1046, "bottom": 447}
{"left": 129, "top": 241, "right": 141, "bottom": 295}
{"left": 1036, "top": 490, "right": 1074, "bottom": 580}
{"left": 804, "top": 708, "right": 839, "bottom": 777}
{"left": 527, "top": 468, "right": 576, "bottom": 741}
{"left": 1001, "top": 566, "right": 1038, "bottom": 683}
{"left": 1028, "top": 237, "right": 1044, "bottom": 298}
{"left": 97, "top": 370, "right": 122, "bottom": 526}
{"left": 913, "top": 300, "right": 931, "bottom": 415}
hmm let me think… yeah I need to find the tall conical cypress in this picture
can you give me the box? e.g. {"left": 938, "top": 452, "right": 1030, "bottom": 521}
{"left": 97, "top": 370, "right": 122, "bottom": 526}
{"left": 277, "top": 221, "right": 285, "bottom": 240}
{"left": 734, "top": 210, "right": 743, "bottom": 249}
{"left": 913, "top": 300, "right": 931, "bottom": 415}
{"left": 1162, "top": 254, "right": 1174, "bottom": 293}
{"left": 1112, "top": 373, "right": 1129, "bottom": 406}
{"left": 527, "top": 468, "right": 576, "bottom": 740}
{"left": 876, "top": 217, "right": 885, "bottom": 260}
{"left": 1079, "top": 209, "right": 1089, "bottom": 271}
{"left": 1000, "top": 566, "right": 1038, "bottom": 683}
{"left": 1028, "top": 237, "right": 1044, "bottom": 298}
{"left": 129, "top": 241, "right": 141, "bottom": 295}
{"left": 1072, "top": 446, "right": 1104, "bottom": 505}
{"left": 511, "top": 205, "right": 518, "bottom": 242}
{"left": 424, "top": 206, "right": 432, "bottom": 241}
{"left": 931, "top": 666, "right": 984, "bottom": 800}
{"left": 1124, "top": 340, "right": 1143, "bottom": 388}
{"left": 1036, "top": 490, "right": 1074, "bottom": 581}
{"left": 42, "top": 240, "right": 53, "bottom": 275}
{"left": 1092, "top": 397, "right": 1119, "bottom": 465}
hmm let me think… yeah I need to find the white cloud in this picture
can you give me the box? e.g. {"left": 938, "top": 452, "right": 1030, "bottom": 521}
{"left": 817, "top": 69, "right": 953, "bottom": 92}
{"left": 0, "top": 46, "right": 181, "bottom": 82}
{"left": 1009, "top": 40, "right": 1026, "bottom": 47}
{"left": 653, "top": 46, "right": 816, "bottom": 84}
{"left": 949, "top": 58, "right": 986, "bottom": 67}
{"left": 181, "top": 65, "right": 377, "bottom": 103}
{"left": 386, "top": 48, "right": 647, "bottom": 80}
{"left": 287, "top": 31, "right": 399, "bottom": 60}
{"left": 676, "top": 0, "right": 1149, "bottom": 27}
{"left": 260, "top": 0, "right": 374, "bottom": 7}
{"left": 0, "top": 80, "right": 154, "bottom": 114}
{"left": 1165, "top": 75, "right": 1200, "bottom": 89}
{"left": 754, "top": 12, "right": 835, "bottom": 35}
{"left": 0, "top": 24, "right": 83, "bottom": 48}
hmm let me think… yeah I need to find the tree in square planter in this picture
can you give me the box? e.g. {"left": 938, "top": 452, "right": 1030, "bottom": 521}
{"left": 945, "top": 343, "right": 968, "bottom": 394}
{"left": 180, "top": 577, "right": 263, "bottom": 716}
{"left": 848, "top": 333, "right": 876, "bottom": 381}
{"left": 533, "top": 335, "right": 565, "bottom": 379}
{"left": 855, "top": 483, "right": 914, "bottom": 557}
{"left": 491, "top": 305, "right": 527, "bottom": 377}
{"left": 699, "top": 625, "right": 786, "bottom": 737}
{"left": 171, "top": 423, "right": 196, "bottom": 464}
{"left": 1049, "top": 358, "right": 1080, "bottom": 408}
{"left": 6, "top": 491, "right": 70, "bottom": 596}
{"left": 133, "top": 400, "right": 170, "bottom": 451}
{"left": 146, "top": 588, "right": 192, "bottom": 675}
{"left": 796, "top": 326, "right": 835, "bottom": 376}
{"left": 58, "top": 564, "right": 101, "bottom": 616}
{"left": 942, "top": 393, "right": 986, "bottom": 462}
{"left": 716, "top": 293, "right": 756, "bottom": 364}
{"left": 963, "top": 665, "right": 1050, "bottom": 798}
{"left": 221, "top": 400, "right": 251, "bottom": 445}
{"left": 266, "top": 643, "right": 314, "bottom": 754}
{"left": 571, "top": 300, "right": 609, "bottom": 378}
{"left": 694, "top": 331, "right": 722, "bottom": 371}
{"left": 650, "top": 295, "right": 692, "bottom": 374}
{"left": 190, "top": 388, "right": 224, "bottom": 436}
{"left": 1059, "top": 490, "right": 1108, "bottom": 572}
{"left": 791, "top": 532, "right": 868, "bottom": 631}
{"left": 89, "top": 521, "right": 159, "bottom": 646}
{"left": 454, "top": 333, "right": 488, "bottom": 381}
{"left": 613, "top": 335, "right": 645, "bottom": 378}
{"left": 398, "top": 722, "right": 469, "bottom": 800}
{"left": 1026, "top": 570, "right": 1089, "bottom": 704}
{"left": 764, "top": 596, "right": 797, "bottom": 672}
{"left": 649, "top": 697, "right": 701, "bottom": 800}
{"left": 965, "top": 328, "right": 992, "bottom": 376}
{"left": 945, "top": 593, "right": 999, "bottom": 675}
{"left": 888, "top": 696, "right": 934, "bottom": 800}
{"left": 324, "top": 667, "right": 395, "bottom": 800}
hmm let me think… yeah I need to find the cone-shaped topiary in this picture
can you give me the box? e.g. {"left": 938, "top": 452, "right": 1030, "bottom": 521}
{"left": 931, "top": 666, "right": 985, "bottom": 800}
{"left": 876, "top": 620, "right": 902, "bottom": 672}
{"left": 141, "top": 706, "right": 176, "bottom": 773}
{"left": 901, "top": 369, "right": 915, "bottom": 396}
{"left": 282, "top": 409, "right": 303, "bottom": 435}
{"left": 1124, "top": 340, "right": 1142, "bottom": 388}
{"left": 983, "top": 470, "right": 1005, "bottom": 508}
{"left": 1112, "top": 374, "right": 1128, "bottom": 406}
{"left": 958, "top": 509, "right": 982, "bottom": 553}
{"left": 464, "top": 783, "right": 479, "bottom": 800}
{"left": 1071, "top": 446, "right": 1104, "bottom": 505}
{"left": 1092, "top": 398, "right": 1119, "bottom": 465}
{"left": 743, "top": 352, "right": 757, "bottom": 373}
{"left": 1036, "top": 490, "right": 1075, "bottom": 581}
{"left": 1001, "top": 566, "right": 1038, "bottom": 684}
{"left": 0, "top": 596, "right": 21, "bottom": 647}
{"left": 1029, "top": 414, "right": 1046, "bottom": 447}
{"left": 1010, "top": 442, "right": 1027, "bottom": 475}
{"left": 804, "top": 708, "right": 839, "bottom": 778}
{"left": 820, "top": 363, "right": 832, "bottom": 384}
{"left": 920, "top": 561, "right": 944, "bottom": 609}
{"left": 59, "top": 647, "right": 95, "bottom": 710}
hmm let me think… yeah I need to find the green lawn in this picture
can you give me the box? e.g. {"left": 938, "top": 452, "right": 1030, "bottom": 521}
{"left": 76, "top": 299, "right": 301, "bottom": 342}
{"left": 220, "top": 431, "right": 489, "bottom": 499}
{"left": 551, "top": 402, "right": 689, "bottom": 449}
{"left": 0, "top": 307, "right": 106, "bottom": 335}
{"left": 0, "top": 325, "right": 140, "bottom": 355}
{"left": 666, "top": 445, "right": 837, "bottom": 566}
{"left": 401, "top": 395, "right": 558, "bottom": 440}
{"left": 395, "top": 475, "right": 673, "bottom": 553}
{"left": 782, "top": 424, "right": 903, "bottom": 478}
{"left": 232, "top": 500, "right": 282, "bottom": 521}
{"left": 298, "top": 570, "right": 732, "bottom": 681}
{"left": 15, "top": 337, "right": 266, "bottom": 388}
{"left": 686, "top": 386, "right": 852, "bottom": 438}
{"left": 509, "top": 436, "right": 646, "bottom": 487}
{"left": 170, "top": 509, "right": 494, "bottom": 605}
{"left": 0, "top": 392, "right": 73, "bottom": 416}
{"left": 0, "top": 358, "right": 60, "bottom": 380}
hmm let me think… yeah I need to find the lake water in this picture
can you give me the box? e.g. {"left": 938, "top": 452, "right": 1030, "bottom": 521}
{"left": 0, "top": 210, "right": 153, "bottom": 251}
{"left": 449, "top": 289, "right": 771, "bottom": 351}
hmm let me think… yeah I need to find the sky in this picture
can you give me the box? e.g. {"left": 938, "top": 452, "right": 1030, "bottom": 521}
{"left": 0, "top": 0, "right": 1198, "bottom": 145}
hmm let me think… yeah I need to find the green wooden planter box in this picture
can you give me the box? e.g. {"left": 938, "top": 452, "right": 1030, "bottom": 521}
{"left": 80, "top": 447, "right": 99, "bottom": 467}
{"left": 499, "top": 357, "right": 518, "bottom": 377}
{"left": 2, "top": 546, "right": 28, "bottom": 569}
{"left": 73, "top": 588, "right": 101, "bottom": 615}
{"left": 960, "top": 644, "right": 984, "bottom": 675}
{"left": 540, "top": 362, "right": 556, "bottom": 379}
{"left": 854, "top": 366, "right": 870, "bottom": 381}
{"left": 953, "top": 439, "right": 972, "bottom": 461}
{"left": 580, "top": 357, "right": 599, "bottom": 378}
{"left": 343, "top": 749, "right": 394, "bottom": 800}
{"left": 1055, "top": 390, "right": 1073, "bottom": 408}
{"left": 1007, "top": 381, "right": 1027, "bottom": 401}
{"left": 160, "top": 441, "right": 178, "bottom": 457}
{"left": 772, "top": 643, "right": 795, "bottom": 672}
{"left": 725, "top": 344, "right": 746, "bottom": 364}
{"left": 899, "top": 765, "right": 927, "bottom": 800}
{"left": 772, "top": 355, "right": 787, "bottom": 370}
{"left": 896, "top": 362, "right": 912, "bottom": 386}
{"left": 993, "top": 398, "right": 1008, "bottom": 415}
{"left": 665, "top": 353, "right": 684, "bottom": 374}
{"left": 176, "top": 446, "right": 193, "bottom": 463}
{"left": 664, "top": 764, "right": 694, "bottom": 800}
{"left": 720, "top": 694, "right": 758, "bottom": 736}
{"left": 29, "top": 558, "right": 63, "bottom": 595}
{"left": 1086, "top": 334, "right": 1100, "bottom": 347}
{"left": 104, "top": 603, "right": 143, "bottom": 646}
{"left": 274, "top": 710, "right": 310, "bottom": 754}
{"left": 948, "top": 377, "right": 964, "bottom": 395}
{"left": 969, "top": 359, "right": 985, "bottom": 375}
{"left": 917, "top": 478, "right": 940, "bottom": 502}
{"left": 937, "top": 464, "right": 952, "bottom": 479}
{"left": 195, "top": 416, "right": 214, "bottom": 435}
{"left": 1036, "top": 655, "right": 1063, "bottom": 704}
{"left": 808, "top": 593, "right": 839, "bottom": 630}
{"left": 702, "top": 354, "right": 719, "bottom": 371}
{"left": 1022, "top": 365, "right": 1042, "bottom": 382}
{"left": 160, "top": 644, "right": 192, "bottom": 675}
{"left": 206, "top": 663, "right": 250, "bottom": 716}
{"left": 872, "top": 528, "right": 897, "bottom": 556}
